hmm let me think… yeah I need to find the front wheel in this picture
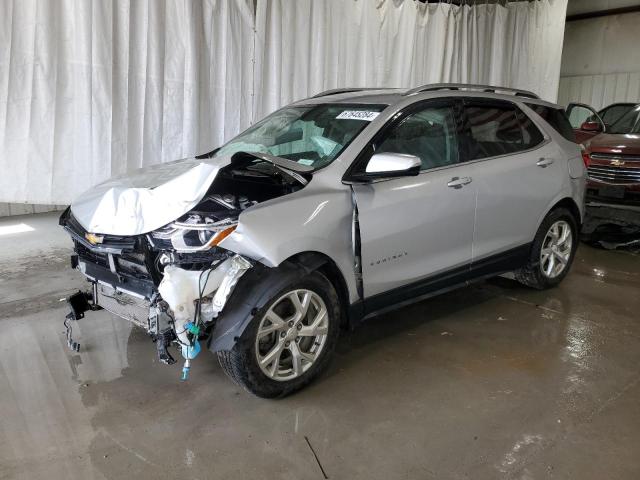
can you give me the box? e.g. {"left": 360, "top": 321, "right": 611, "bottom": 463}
{"left": 217, "top": 271, "right": 340, "bottom": 398}
{"left": 515, "top": 207, "right": 578, "bottom": 289}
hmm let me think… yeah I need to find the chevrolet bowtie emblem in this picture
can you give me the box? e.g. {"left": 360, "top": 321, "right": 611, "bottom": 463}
{"left": 610, "top": 159, "right": 625, "bottom": 166}
{"left": 85, "top": 233, "right": 104, "bottom": 245}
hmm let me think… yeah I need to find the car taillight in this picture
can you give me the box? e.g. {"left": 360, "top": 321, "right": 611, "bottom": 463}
{"left": 582, "top": 151, "right": 591, "bottom": 167}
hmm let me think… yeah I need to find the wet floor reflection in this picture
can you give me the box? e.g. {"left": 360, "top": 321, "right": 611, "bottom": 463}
{"left": 1, "top": 244, "right": 640, "bottom": 479}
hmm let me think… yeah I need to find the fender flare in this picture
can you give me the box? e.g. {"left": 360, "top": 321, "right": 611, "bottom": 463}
{"left": 207, "top": 255, "right": 326, "bottom": 352}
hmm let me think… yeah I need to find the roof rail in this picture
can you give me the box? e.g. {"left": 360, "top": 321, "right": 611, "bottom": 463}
{"left": 404, "top": 83, "right": 539, "bottom": 100}
{"left": 311, "top": 87, "right": 378, "bottom": 98}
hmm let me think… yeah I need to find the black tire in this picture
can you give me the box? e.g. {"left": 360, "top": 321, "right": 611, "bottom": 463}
{"left": 515, "top": 207, "right": 579, "bottom": 290}
{"left": 216, "top": 270, "right": 340, "bottom": 398}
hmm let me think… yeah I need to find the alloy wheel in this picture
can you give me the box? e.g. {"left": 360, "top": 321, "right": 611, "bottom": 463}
{"left": 255, "top": 289, "right": 329, "bottom": 381}
{"left": 540, "top": 220, "right": 573, "bottom": 279}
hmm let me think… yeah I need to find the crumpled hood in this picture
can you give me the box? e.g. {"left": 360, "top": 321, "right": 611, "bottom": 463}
{"left": 71, "top": 156, "right": 231, "bottom": 236}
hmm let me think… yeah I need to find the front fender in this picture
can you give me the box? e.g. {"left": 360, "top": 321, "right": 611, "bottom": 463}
{"left": 208, "top": 261, "right": 317, "bottom": 352}
{"left": 218, "top": 184, "right": 359, "bottom": 303}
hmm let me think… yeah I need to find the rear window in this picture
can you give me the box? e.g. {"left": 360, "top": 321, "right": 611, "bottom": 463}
{"left": 517, "top": 110, "right": 545, "bottom": 149}
{"left": 463, "top": 103, "right": 543, "bottom": 160}
{"left": 525, "top": 103, "right": 575, "bottom": 142}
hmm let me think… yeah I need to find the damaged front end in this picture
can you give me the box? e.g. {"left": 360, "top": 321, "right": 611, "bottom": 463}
{"left": 60, "top": 153, "right": 309, "bottom": 380}
{"left": 60, "top": 205, "right": 253, "bottom": 380}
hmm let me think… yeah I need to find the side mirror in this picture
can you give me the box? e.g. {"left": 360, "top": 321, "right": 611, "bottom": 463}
{"left": 580, "top": 121, "right": 603, "bottom": 132}
{"left": 364, "top": 152, "right": 421, "bottom": 177}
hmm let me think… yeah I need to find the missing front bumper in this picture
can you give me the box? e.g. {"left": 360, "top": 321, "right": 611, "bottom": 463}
{"left": 95, "top": 283, "right": 151, "bottom": 329}
{"left": 64, "top": 254, "right": 253, "bottom": 373}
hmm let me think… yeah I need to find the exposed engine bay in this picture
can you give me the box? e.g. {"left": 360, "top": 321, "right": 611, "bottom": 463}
{"left": 60, "top": 154, "right": 309, "bottom": 380}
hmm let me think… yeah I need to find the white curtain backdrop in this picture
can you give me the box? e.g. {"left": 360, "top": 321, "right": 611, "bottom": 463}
{"left": 0, "top": 0, "right": 567, "bottom": 205}
{"left": 253, "top": 0, "right": 568, "bottom": 119}
{"left": 0, "top": 0, "right": 255, "bottom": 204}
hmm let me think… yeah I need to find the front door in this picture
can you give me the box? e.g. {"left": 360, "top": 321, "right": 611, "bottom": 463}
{"left": 350, "top": 99, "right": 476, "bottom": 303}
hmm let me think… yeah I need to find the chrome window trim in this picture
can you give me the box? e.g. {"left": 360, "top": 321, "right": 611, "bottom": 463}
{"left": 357, "top": 138, "right": 551, "bottom": 184}
{"left": 344, "top": 95, "right": 550, "bottom": 183}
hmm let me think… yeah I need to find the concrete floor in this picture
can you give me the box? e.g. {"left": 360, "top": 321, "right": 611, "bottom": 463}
{"left": 1, "top": 212, "right": 639, "bottom": 480}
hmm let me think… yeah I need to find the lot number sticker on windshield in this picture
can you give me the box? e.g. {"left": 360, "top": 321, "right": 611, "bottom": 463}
{"left": 336, "top": 111, "right": 380, "bottom": 121}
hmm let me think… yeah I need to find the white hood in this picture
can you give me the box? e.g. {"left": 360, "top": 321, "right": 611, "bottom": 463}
{"left": 71, "top": 156, "right": 231, "bottom": 236}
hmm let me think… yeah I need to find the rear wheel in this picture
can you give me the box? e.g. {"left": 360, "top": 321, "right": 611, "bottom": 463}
{"left": 217, "top": 271, "right": 340, "bottom": 398}
{"left": 515, "top": 208, "right": 578, "bottom": 289}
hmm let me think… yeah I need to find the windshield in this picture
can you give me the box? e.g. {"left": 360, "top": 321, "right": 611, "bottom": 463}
{"left": 608, "top": 106, "right": 640, "bottom": 134}
{"left": 597, "top": 104, "right": 635, "bottom": 126}
{"left": 214, "top": 104, "right": 386, "bottom": 169}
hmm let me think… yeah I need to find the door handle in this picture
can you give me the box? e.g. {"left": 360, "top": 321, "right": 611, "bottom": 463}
{"left": 536, "top": 157, "right": 554, "bottom": 168}
{"left": 447, "top": 176, "right": 472, "bottom": 189}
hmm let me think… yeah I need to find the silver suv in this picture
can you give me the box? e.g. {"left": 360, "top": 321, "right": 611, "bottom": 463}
{"left": 60, "top": 84, "right": 586, "bottom": 397}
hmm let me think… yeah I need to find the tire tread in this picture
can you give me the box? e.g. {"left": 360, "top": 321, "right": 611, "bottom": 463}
{"left": 216, "top": 271, "right": 340, "bottom": 398}
{"left": 515, "top": 207, "right": 578, "bottom": 290}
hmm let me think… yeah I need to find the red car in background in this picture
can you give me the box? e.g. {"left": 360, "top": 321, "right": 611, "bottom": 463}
{"left": 568, "top": 102, "right": 638, "bottom": 144}
{"left": 574, "top": 104, "right": 640, "bottom": 204}
{"left": 569, "top": 103, "right": 640, "bottom": 246}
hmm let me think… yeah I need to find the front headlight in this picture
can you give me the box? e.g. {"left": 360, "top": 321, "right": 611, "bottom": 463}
{"left": 149, "top": 213, "right": 237, "bottom": 252}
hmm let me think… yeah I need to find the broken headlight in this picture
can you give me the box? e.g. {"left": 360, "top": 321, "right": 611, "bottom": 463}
{"left": 149, "top": 214, "right": 237, "bottom": 252}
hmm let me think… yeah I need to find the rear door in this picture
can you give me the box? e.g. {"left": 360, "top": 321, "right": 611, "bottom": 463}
{"left": 461, "top": 99, "right": 564, "bottom": 264}
{"left": 349, "top": 99, "right": 476, "bottom": 302}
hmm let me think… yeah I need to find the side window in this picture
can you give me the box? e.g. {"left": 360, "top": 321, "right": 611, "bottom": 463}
{"left": 463, "top": 104, "right": 525, "bottom": 160}
{"left": 376, "top": 105, "right": 459, "bottom": 170}
{"left": 516, "top": 110, "right": 545, "bottom": 149}
{"left": 525, "top": 103, "right": 575, "bottom": 142}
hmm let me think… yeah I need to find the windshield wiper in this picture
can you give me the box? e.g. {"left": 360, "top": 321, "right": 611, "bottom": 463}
{"left": 231, "top": 151, "right": 312, "bottom": 186}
